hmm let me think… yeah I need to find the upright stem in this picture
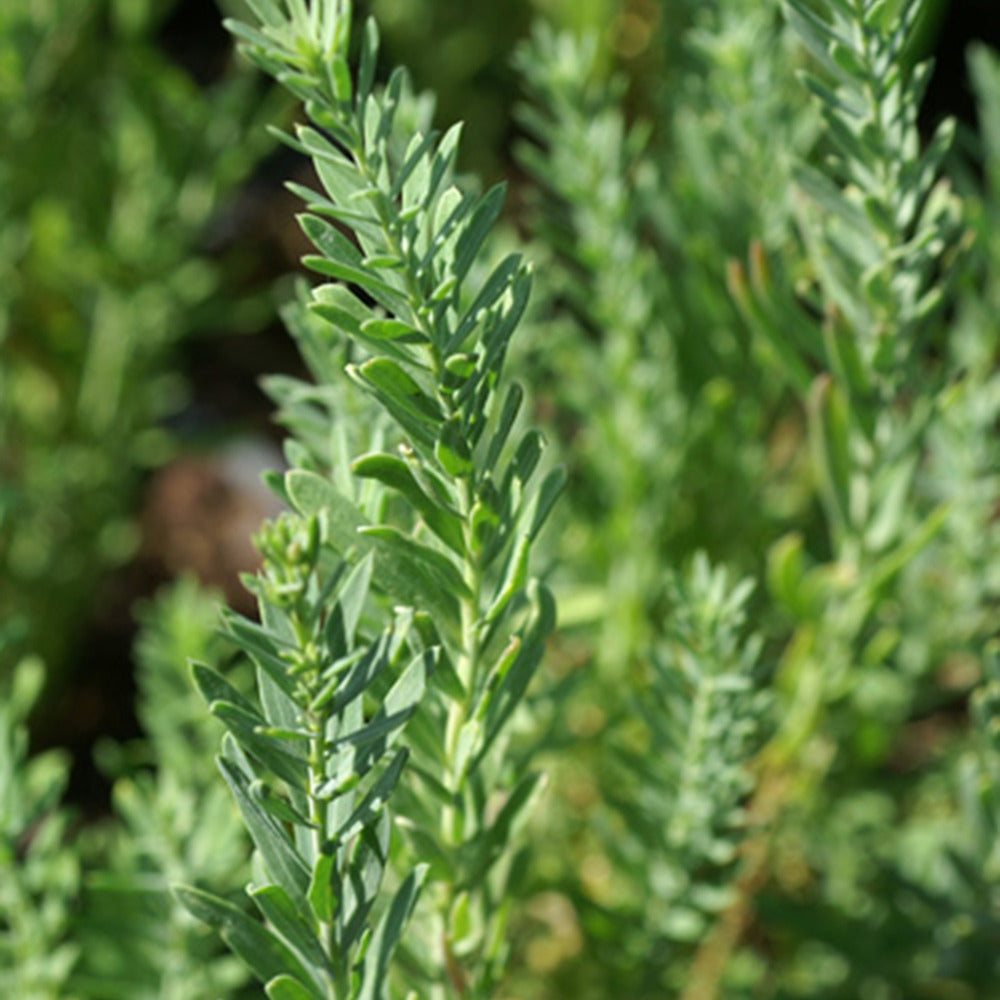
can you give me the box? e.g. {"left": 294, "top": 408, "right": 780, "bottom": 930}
{"left": 307, "top": 708, "right": 343, "bottom": 999}
{"left": 437, "top": 478, "right": 485, "bottom": 997}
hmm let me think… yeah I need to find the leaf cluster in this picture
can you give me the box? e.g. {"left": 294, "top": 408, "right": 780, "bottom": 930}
{"left": 175, "top": 2, "right": 562, "bottom": 996}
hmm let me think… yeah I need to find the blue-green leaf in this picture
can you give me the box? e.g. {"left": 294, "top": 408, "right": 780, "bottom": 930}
{"left": 211, "top": 701, "right": 307, "bottom": 789}
{"left": 308, "top": 852, "right": 338, "bottom": 925}
{"left": 453, "top": 183, "right": 506, "bottom": 282}
{"left": 336, "top": 749, "right": 408, "bottom": 841}
{"left": 174, "top": 886, "right": 320, "bottom": 995}
{"left": 286, "top": 470, "right": 461, "bottom": 630}
{"left": 352, "top": 452, "right": 464, "bottom": 552}
{"left": 250, "top": 884, "right": 332, "bottom": 985}
{"left": 222, "top": 612, "right": 298, "bottom": 702}
{"left": 266, "top": 976, "right": 319, "bottom": 1000}
{"left": 356, "top": 866, "right": 428, "bottom": 1000}
{"left": 357, "top": 18, "right": 380, "bottom": 109}
{"left": 218, "top": 745, "right": 310, "bottom": 903}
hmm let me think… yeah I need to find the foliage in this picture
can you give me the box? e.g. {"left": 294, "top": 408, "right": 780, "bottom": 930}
{"left": 175, "top": 2, "right": 561, "bottom": 997}
{"left": 369, "top": 0, "right": 622, "bottom": 180}
{"left": 0, "top": 659, "right": 79, "bottom": 1000}
{"left": 0, "top": 579, "right": 257, "bottom": 1000}
{"left": 71, "top": 579, "right": 253, "bottom": 1000}
{"left": 0, "top": 0, "right": 279, "bottom": 684}
{"left": 519, "top": 558, "right": 768, "bottom": 1000}
{"left": 5, "top": 1, "right": 1000, "bottom": 999}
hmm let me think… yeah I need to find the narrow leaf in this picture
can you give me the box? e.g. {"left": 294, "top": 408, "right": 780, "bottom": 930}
{"left": 352, "top": 452, "right": 465, "bottom": 552}
{"left": 453, "top": 183, "right": 506, "bottom": 282}
{"left": 356, "top": 867, "right": 427, "bottom": 1000}
{"left": 266, "top": 976, "right": 319, "bottom": 1000}
{"left": 218, "top": 750, "right": 311, "bottom": 903}
{"left": 250, "top": 885, "right": 332, "bottom": 983}
{"left": 173, "top": 887, "right": 319, "bottom": 995}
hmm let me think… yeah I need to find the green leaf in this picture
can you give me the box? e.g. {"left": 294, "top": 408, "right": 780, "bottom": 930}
{"left": 355, "top": 358, "right": 443, "bottom": 424}
{"left": 448, "top": 253, "right": 524, "bottom": 353}
{"left": 784, "top": 0, "right": 854, "bottom": 78}
{"left": 333, "top": 649, "right": 436, "bottom": 775}
{"left": 340, "top": 812, "right": 391, "bottom": 948}
{"left": 251, "top": 780, "right": 314, "bottom": 828}
{"left": 359, "top": 526, "right": 470, "bottom": 599}
{"left": 356, "top": 866, "right": 428, "bottom": 1000}
{"left": 336, "top": 749, "right": 408, "bottom": 840}
{"left": 300, "top": 213, "right": 364, "bottom": 266}
{"left": 173, "top": 886, "right": 320, "bottom": 995}
{"left": 823, "top": 316, "right": 873, "bottom": 402}
{"left": 466, "top": 772, "right": 546, "bottom": 882}
{"left": 511, "top": 429, "right": 543, "bottom": 487}
{"left": 340, "top": 552, "right": 374, "bottom": 648}
{"left": 328, "top": 54, "right": 352, "bottom": 103}
{"left": 795, "top": 166, "right": 870, "bottom": 234}
{"left": 250, "top": 885, "right": 332, "bottom": 983}
{"left": 346, "top": 362, "right": 440, "bottom": 451}
{"left": 435, "top": 416, "right": 474, "bottom": 477}
{"left": 801, "top": 72, "right": 866, "bottom": 119}
{"left": 317, "top": 633, "right": 391, "bottom": 717}
{"left": 473, "top": 637, "right": 522, "bottom": 725}
{"left": 360, "top": 318, "right": 424, "bottom": 342}
{"left": 218, "top": 746, "right": 311, "bottom": 903}
{"left": 222, "top": 612, "right": 299, "bottom": 702}
{"left": 9, "top": 658, "right": 45, "bottom": 718}
{"left": 303, "top": 255, "right": 405, "bottom": 313}
{"left": 191, "top": 661, "right": 256, "bottom": 717}
{"left": 453, "top": 719, "right": 482, "bottom": 787}
{"left": 225, "top": 18, "right": 277, "bottom": 52}
{"left": 211, "top": 701, "right": 307, "bottom": 789}
{"left": 867, "top": 502, "right": 952, "bottom": 595}
{"left": 309, "top": 144, "right": 369, "bottom": 203}
{"left": 767, "top": 533, "right": 816, "bottom": 621}
{"left": 423, "top": 190, "right": 475, "bottom": 273}
{"left": 528, "top": 465, "right": 567, "bottom": 540}
{"left": 308, "top": 852, "right": 338, "bottom": 925}
{"left": 806, "top": 376, "right": 852, "bottom": 542}
{"left": 481, "top": 582, "right": 556, "bottom": 752}
{"left": 357, "top": 17, "right": 380, "bottom": 109}
{"left": 291, "top": 185, "right": 376, "bottom": 230}
{"left": 375, "top": 66, "right": 407, "bottom": 147}
{"left": 484, "top": 382, "right": 524, "bottom": 472}
{"left": 286, "top": 471, "right": 461, "bottom": 631}
{"left": 391, "top": 129, "right": 440, "bottom": 200}
{"left": 352, "top": 451, "right": 465, "bottom": 553}
{"left": 266, "top": 976, "right": 320, "bottom": 1000}
{"left": 468, "top": 271, "right": 532, "bottom": 385}
{"left": 384, "top": 648, "right": 436, "bottom": 718}
{"left": 257, "top": 661, "right": 307, "bottom": 752}
{"left": 453, "top": 183, "right": 506, "bottom": 282}
{"left": 287, "top": 469, "right": 347, "bottom": 519}
{"left": 484, "top": 533, "right": 531, "bottom": 625}
{"left": 244, "top": 0, "right": 285, "bottom": 30}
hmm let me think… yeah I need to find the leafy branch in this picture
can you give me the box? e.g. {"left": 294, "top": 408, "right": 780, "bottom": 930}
{"left": 179, "top": 2, "right": 561, "bottom": 997}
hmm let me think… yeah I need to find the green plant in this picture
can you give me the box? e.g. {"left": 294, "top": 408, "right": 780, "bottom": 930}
{"left": 176, "top": 2, "right": 561, "bottom": 997}
{"left": 0, "top": 659, "right": 79, "bottom": 1000}
{"left": 1, "top": 578, "right": 261, "bottom": 1000}
{"left": 521, "top": 557, "right": 768, "bottom": 1000}
{"left": 8, "top": 2, "right": 1000, "bottom": 998}
{"left": 71, "top": 578, "right": 253, "bottom": 1000}
{"left": 0, "top": 0, "right": 279, "bottom": 685}
{"left": 514, "top": 24, "right": 683, "bottom": 669}
{"left": 505, "top": 18, "right": 806, "bottom": 997}
{"left": 708, "top": 1, "right": 983, "bottom": 995}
